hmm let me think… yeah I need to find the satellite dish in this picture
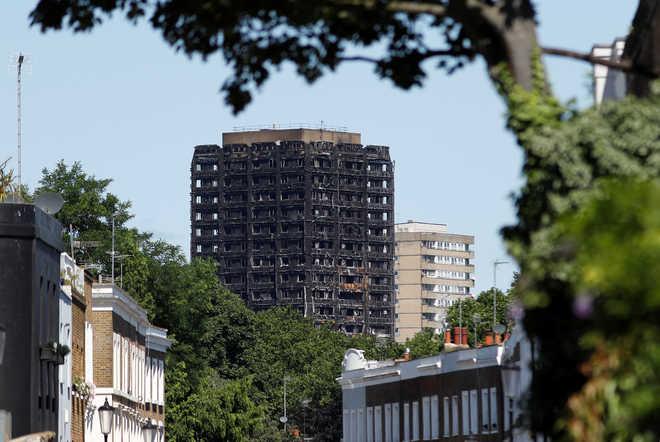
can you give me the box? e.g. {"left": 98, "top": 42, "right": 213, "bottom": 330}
{"left": 494, "top": 324, "right": 506, "bottom": 335}
{"left": 279, "top": 416, "right": 288, "bottom": 424}
{"left": 34, "top": 192, "right": 64, "bottom": 215}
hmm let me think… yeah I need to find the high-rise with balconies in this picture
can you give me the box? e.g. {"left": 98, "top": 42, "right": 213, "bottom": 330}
{"left": 394, "top": 221, "right": 475, "bottom": 342}
{"left": 190, "top": 128, "right": 395, "bottom": 338}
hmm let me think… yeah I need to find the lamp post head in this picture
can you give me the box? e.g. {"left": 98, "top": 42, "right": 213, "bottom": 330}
{"left": 142, "top": 420, "right": 158, "bottom": 442}
{"left": 98, "top": 398, "right": 115, "bottom": 435}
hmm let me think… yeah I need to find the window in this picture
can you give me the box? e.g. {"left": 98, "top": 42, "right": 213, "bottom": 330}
{"left": 351, "top": 409, "right": 358, "bottom": 442}
{"left": 403, "top": 402, "right": 410, "bottom": 442}
{"left": 195, "top": 195, "right": 202, "bottom": 204}
{"left": 431, "top": 395, "right": 439, "bottom": 439}
{"left": 195, "top": 228, "right": 201, "bottom": 237}
{"left": 213, "top": 164, "right": 218, "bottom": 171}
{"left": 212, "top": 180, "right": 218, "bottom": 187}
{"left": 213, "top": 196, "right": 218, "bottom": 203}
{"left": 392, "top": 403, "right": 400, "bottom": 442}
{"left": 422, "top": 397, "right": 430, "bottom": 440}
{"left": 196, "top": 163, "right": 201, "bottom": 171}
{"left": 490, "top": 387, "right": 498, "bottom": 433}
{"left": 443, "top": 397, "right": 449, "bottom": 437}
{"left": 213, "top": 228, "right": 218, "bottom": 236}
{"left": 196, "top": 245, "right": 202, "bottom": 253}
{"left": 212, "top": 245, "right": 218, "bottom": 253}
{"left": 385, "top": 404, "right": 392, "bottom": 442}
{"left": 481, "top": 389, "right": 490, "bottom": 434}
{"left": 375, "top": 406, "right": 383, "bottom": 442}
{"left": 461, "top": 391, "right": 470, "bottom": 435}
{"left": 367, "top": 407, "right": 374, "bottom": 442}
{"left": 195, "top": 179, "right": 201, "bottom": 188}
{"left": 470, "top": 390, "right": 479, "bottom": 435}
{"left": 451, "top": 396, "right": 459, "bottom": 436}
{"left": 412, "top": 401, "right": 419, "bottom": 441}
{"left": 195, "top": 212, "right": 201, "bottom": 220}
{"left": 213, "top": 213, "right": 218, "bottom": 220}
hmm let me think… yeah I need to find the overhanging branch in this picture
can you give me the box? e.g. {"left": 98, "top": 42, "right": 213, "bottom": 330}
{"left": 541, "top": 46, "right": 658, "bottom": 77}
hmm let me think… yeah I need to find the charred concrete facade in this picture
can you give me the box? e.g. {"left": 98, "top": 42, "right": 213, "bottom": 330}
{"left": 191, "top": 129, "right": 395, "bottom": 337}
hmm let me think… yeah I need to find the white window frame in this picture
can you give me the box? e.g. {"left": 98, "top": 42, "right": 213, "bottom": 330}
{"left": 451, "top": 396, "right": 459, "bottom": 436}
{"left": 403, "top": 402, "right": 410, "bottom": 442}
{"left": 422, "top": 397, "right": 430, "bottom": 440}
{"left": 430, "top": 395, "right": 439, "bottom": 439}
{"left": 375, "top": 406, "right": 383, "bottom": 442}
{"left": 461, "top": 391, "right": 470, "bottom": 435}
{"left": 490, "top": 387, "right": 499, "bottom": 433}
{"left": 481, "top": 389, "right": 490, "bottom": 434}
{"left": 470, "top": 390, "right": 479, "bottom": 435}
{"left": 392, "top": 403, "right": 400, "bottom": 442}
{"left": 412, "top": 401, "right": 419, "bottom": 441}
{"left": 442, "top": 397, "right": 449, "bottom": 437}
{"left": 385, "top": 404, "right": 392, "bottom": 442}
{"left": 367, "top": 407, "right": 374, "bottom": 442}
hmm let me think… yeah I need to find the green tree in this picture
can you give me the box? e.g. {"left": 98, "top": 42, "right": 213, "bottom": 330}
{"left": 402, "top": 328, "right": 441, "bottom": 358}
{"left": 0, "top": 158, "right": 16, "bottom": 201}
{"left": 28, "top": 1, "right": 657, "bottom": 114}
{"left": 166, "top": 363, "right": 267, "bottom": 442}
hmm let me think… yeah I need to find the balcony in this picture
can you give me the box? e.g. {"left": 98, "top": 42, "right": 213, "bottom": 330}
{"left": 367, "top": 316, "right": 392, "bottom": 325}
{"left": 367, "top": 169, "right": 393, "bottom": 177}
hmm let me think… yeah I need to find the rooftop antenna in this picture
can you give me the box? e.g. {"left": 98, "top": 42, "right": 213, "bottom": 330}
{"left": 9, "top": 53, "right": 31, "bottom": 200}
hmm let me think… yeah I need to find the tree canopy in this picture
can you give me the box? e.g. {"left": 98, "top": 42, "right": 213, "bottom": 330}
{"left": 28, "top": 1, "right": 658, "bottom": 114}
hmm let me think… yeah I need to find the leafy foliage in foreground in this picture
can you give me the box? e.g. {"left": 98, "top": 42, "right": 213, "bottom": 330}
{"left": 504, "top": 90, "right": 660, "bottom": 439}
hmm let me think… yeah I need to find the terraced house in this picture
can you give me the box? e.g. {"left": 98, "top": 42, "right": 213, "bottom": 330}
{"left": 86, "top": 283, "right": 171, "bottom": 442}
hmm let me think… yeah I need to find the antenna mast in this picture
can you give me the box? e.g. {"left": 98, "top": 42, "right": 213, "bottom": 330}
{"left": 16, "top": 54, "right": 24, "bottom": 198}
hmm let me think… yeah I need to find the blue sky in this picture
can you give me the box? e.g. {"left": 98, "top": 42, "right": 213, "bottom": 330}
{"left": 1, "top": 2, "right": 636, "bottom": 293}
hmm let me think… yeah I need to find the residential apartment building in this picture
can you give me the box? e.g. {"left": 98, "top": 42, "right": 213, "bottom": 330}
{"left": 395, "top": 222, "right": 474, "bottom": 342}
{"left": 338, "top": 343, "right": 507, "bottom": 442}
{"left": 0, "top": 203, "right": 64, "bottom": 438}
{"left": 86, "top": 283, "right": 171, "bottom": 442}
{"left": 190, "top": 128, "right": 395, "bottom": 337}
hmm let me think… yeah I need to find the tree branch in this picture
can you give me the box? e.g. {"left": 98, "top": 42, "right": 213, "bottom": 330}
{"left": 332, "top": 0, "right": 447, "bottom": 16}
{"left": 386, "top": 1, "right": 447, "bottom": 16}
{"left": 541, "top": 46, "right": 659, "bottom": 77}
{"left": 339, "top": 48, "right": 460, "bottom": 64}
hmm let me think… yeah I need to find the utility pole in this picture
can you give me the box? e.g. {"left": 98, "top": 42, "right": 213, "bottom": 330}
{"left": 492, "top": 259, "right": 510, "bottom": 334}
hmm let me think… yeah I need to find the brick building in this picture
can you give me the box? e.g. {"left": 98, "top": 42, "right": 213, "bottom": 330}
{"left": 86, "top": 283, "right": 170, "bottom": 442}
{"left": 190, "top": 128, "right": 396, "bottom": 337}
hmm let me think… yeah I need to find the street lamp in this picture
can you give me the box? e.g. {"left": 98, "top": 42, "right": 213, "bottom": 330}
{"left": 492, "top": 259, "right": 510, "bottom": 335}
{"left": 142, "top": 420, "right": 157, "bottom": 442}
{"left": 98, "top": 398, "right": 115, "bottom": 442}
{"left": 472, "top": 313, "right": 481, "bottom": 347}
{"left": 0, "top": 324, "right": 6, "bottom": 365}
